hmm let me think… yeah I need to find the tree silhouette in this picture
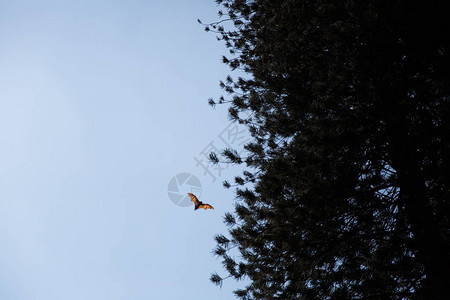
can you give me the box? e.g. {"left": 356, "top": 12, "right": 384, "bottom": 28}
{"left": 203, "top": 0, "right": 449, "bottom": 298}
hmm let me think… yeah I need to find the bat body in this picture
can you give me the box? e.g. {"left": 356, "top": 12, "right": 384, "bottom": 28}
{"left": 187, "top": 193, "right": 214, "bottom": 210}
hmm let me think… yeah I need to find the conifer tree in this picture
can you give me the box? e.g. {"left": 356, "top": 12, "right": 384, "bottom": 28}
{"left": 203, "top": 0, "right": 449, "bottom": 298}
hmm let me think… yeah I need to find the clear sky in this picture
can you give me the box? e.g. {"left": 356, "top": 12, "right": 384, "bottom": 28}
{"left": 0, "top": 1, "right": 248, "bottom": 299}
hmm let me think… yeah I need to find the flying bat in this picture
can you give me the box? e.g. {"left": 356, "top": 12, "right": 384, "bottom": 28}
{"left": 188, "top": 193, "right": 214, "bottom": 210}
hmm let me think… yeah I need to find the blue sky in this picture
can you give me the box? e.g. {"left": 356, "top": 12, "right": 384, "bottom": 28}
{"left": 0, "top": 1, "right": 248, "bottom": 299}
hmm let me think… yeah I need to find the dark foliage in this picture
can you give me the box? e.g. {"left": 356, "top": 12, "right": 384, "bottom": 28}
{"left": 202, "top": 0, "right": 450, "bottom": 298}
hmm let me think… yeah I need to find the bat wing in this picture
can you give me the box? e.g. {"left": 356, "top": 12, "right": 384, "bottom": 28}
{"left": 187, "top": 193, "right": 200, "bottom": 206}
{"left": 197, "top": 203, "right": 214, "bottom": 210}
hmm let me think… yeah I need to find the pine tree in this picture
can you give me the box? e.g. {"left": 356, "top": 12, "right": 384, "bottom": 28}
{"left": 203, "top": 0, "right": 450, "bottom": 298}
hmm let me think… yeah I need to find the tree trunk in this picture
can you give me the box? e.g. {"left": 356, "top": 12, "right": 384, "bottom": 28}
{"left": 390, "top": 125, "right": 450, "bottom": 298}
